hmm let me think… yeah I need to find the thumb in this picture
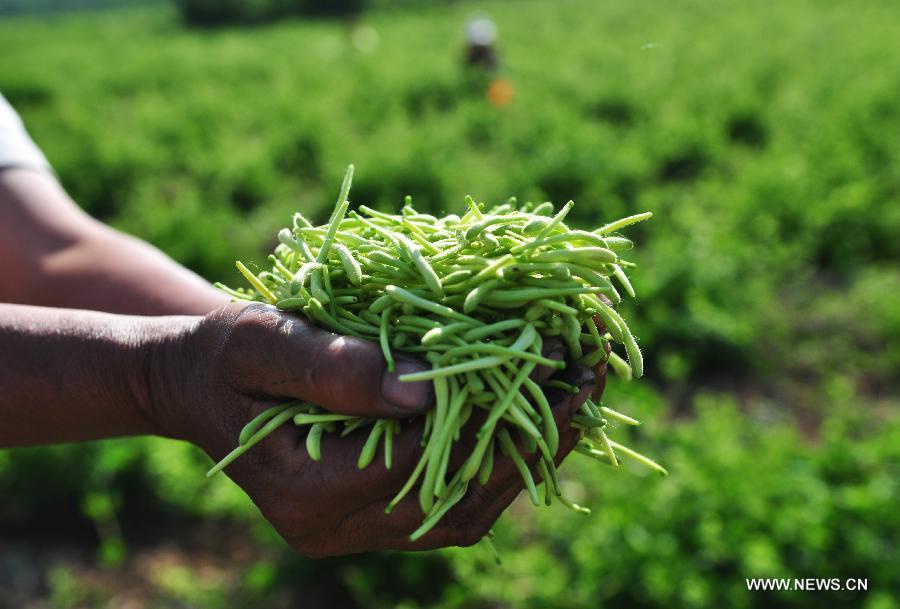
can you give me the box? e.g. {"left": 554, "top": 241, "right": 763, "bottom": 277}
{"left": 220, "top": 304, "right": 433, "bottom": 417}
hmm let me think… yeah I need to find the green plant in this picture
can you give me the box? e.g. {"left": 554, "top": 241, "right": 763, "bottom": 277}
{"left": 208, "top": 166, "right": 664, "bottom": 539}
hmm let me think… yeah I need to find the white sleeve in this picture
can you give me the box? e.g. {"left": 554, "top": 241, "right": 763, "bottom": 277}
{"left": 0, "top": 93, "right": 53, "bottom": 172}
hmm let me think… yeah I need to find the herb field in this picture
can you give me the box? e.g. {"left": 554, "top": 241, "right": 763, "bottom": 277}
{"left": 0, "top": 1, "right": 898, "bottom": 607}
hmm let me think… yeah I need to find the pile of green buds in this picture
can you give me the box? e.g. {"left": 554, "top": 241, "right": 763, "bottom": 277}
{"left": 208, "top": 166, "right": 665, "bottom": 541}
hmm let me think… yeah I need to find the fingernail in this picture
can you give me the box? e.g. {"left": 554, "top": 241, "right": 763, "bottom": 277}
{"left": 382, "top": 360, "right": 433, "bottom": 412}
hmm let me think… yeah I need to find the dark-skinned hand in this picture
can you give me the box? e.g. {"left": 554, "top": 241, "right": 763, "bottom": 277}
{"left": 146, "top": 303, "right": 606, "bottom": 557}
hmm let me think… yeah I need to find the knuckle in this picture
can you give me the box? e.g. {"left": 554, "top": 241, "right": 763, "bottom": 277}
{"left": 226, "top": 304, "right": 283, "bottom": 351}
{"left": 466, "top": 483, "right": 496, "bottom": 508}
{"left": 308, "top": 335, "right": 386, "bottom": 411}
{"left": 215, "top": 304, "right": 306, "bottom": 388}
{"left": 454, "top": 523, "right": 488, "bottom": 548}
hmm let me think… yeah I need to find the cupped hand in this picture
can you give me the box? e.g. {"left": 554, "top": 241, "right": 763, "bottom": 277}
{"left": 146, "top": 302, "right": 605, "bottom": 557}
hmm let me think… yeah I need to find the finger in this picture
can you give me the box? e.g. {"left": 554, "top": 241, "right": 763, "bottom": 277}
{"left": 435, "top": 381, "right": 593, "bottom": 541}
{"left": 292, "top": 487, "right": 484, "bottom": 554}
{"left": 221, "top": 303, "right": 433, "bottom": 417}
{"left": 236, "top": 424, "right": 412, "bottom": 528}
{"left": 219, "top": 399, "right": 433, "bottom": 512}
{"left": 433, "top": 361, "right": 596, "bottom": 493}
{"left": 216, "top": 401, "right": 304, "bottom": 495}
{"left": 267, "top": 361, "right": 598, "bottom": 549}
{"left": 469, "top": 404, "right": 584, "bottom": 531}
{"left": 543, "top": 362, "right": 598, "bottom": 424}
{"left": 312, "top": 415, "right": 429, "bottom": 491}
{"left": 376, "top": 482, "right": 492, "bottom": 551}
{"left": 398, "top": 426, "right": 572, "bottom": 551}
{"left": 592, "top": 313, "right": 608, "bottom": 339}
{"left": 351, "top": 366, "right": 600, "bottom": 552}
{"left": 258, "top": 403, "right": 480, "bottom": 516}
{"left": 450, "top": 364, "right": 596, "bottom": 507}
{"left": 531, "top": 337, "right": 565, "bottom": 384}
{"left": 592, "top": 360, "right": 609, "bottom": 400}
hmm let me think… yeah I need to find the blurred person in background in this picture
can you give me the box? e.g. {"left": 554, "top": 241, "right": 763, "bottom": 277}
{"left": 464, "top": 15, "right": 500, "bottom": 73}
{"left": 0, "top": 93, "right": 599, "bottom": 556}
{"left": 464, "top": 15, "right": 514, "bottom": 107}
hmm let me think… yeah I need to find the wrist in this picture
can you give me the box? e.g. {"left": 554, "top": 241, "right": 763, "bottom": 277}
{"left": 0, "top": 304, "right": 203, "bottom": 446}
{"left": 130, "top": 314, "right": 203, "bottom": 442}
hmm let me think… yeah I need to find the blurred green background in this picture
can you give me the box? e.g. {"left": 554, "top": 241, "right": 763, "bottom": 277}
{"left": 1, "top": 0, "right": 898, "bottom": 607}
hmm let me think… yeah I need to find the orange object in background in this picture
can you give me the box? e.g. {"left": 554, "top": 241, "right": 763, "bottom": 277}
{"left": 488, "top": 77, "right": 514, "bottom": 107}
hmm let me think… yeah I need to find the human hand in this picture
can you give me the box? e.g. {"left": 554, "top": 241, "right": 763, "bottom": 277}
{"left": 144, "top": 303, "right": 604, "bottom": 557}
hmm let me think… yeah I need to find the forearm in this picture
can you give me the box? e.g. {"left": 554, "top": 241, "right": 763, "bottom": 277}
{"left": 30, "top": 223, "right": 229, "bottom": 315}
{"left": 0, "top": 168, "right": 228, "bottom": 315}
{"left": 0, "top": 302, "right": 197, "bottom": 446}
